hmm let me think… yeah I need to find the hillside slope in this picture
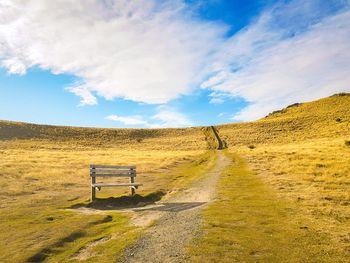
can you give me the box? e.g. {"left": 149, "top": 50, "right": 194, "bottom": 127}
{"left": 218, "top": 93, "right": 350, "bottom": 146}
{"left": 0, "top": 120, "right": 208, "bottom": 150}
{"left": 214, "top": 93, "right": 350, "bottom": 261}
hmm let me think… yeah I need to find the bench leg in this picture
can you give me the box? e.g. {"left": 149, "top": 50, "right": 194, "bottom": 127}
{"left": 91, "top": 176, "right": 96, "bottom": 201}
{"left": 91, "top": 187, "right": 96, "bottom": 202}
{"left": 130, "top": 176, "right": 135, "bottom": 195}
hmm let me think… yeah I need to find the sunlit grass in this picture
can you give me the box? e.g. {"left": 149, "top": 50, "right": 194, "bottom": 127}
{"left": 189, "top": 152, "right": 348, "bottom": 262}
{"left": 211, "top": 95, "right": 350, "bottom": 261}
{"left": 1, "top": 94, "right": 349, "bottom": 261}
{"left": 218, "top": 94, "right": 350, "bottom": 146}
{"left": 0, "top": 125, "right": 213, "bottom": 262}
{"left": 229, "top": 138, "right": 350, "bottom": 256}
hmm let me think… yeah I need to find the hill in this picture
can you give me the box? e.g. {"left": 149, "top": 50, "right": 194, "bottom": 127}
{"left": 0, "top": 120, "right": 209, "bottom": 150}
{"left": 202, "top": 93, "right": 350, "bottom": 262}
{"left": 217, "top": 93, "right": 350, "bottom": 146}
{"left": 2, "top": 93, "right": 348, "bottom": 147}
{"left": 0, "top": 94, "right": 349, "bottom": 262}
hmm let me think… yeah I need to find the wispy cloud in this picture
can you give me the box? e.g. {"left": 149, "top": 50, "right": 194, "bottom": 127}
{"left": 209, "top": 97, "right": 224, "bottom": 104}
{"left": 105, "top": 115, "right": 147, "bottom": 125}
{"left": 151, "top": 107, "right": 193, "bottom": 127}
{"left": 106, "top": 107, "right": 192, "bottom": 128}
{"left": 202, "top": 0, "right": 350, "bottom": 120}
{"left": 66, "top": 84, "right": 97, "bottom": 106}
{"left": 207, "top": 90, "right": 232, "bottom": 104}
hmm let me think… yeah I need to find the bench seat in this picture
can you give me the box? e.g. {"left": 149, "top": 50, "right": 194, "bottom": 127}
{"left": 92, "top": 183, "right": 142, "bottom": 187}
{"left": 92, "top": 173, "right": 137, "bottom": 177}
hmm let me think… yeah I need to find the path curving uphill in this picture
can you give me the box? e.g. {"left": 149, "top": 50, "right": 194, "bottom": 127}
{"left": 210, "top": 126, "right": 226, "bottom": 150}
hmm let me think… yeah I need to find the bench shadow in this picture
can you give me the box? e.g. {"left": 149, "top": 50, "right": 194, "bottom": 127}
{"left": 70, "top": 191, "right": 166, "bottom": 210}
{"left": 26, "top": 231, "right": 85, "bottom": 262}
{"left": 133, "top": 202, "right": 207, "bottom": 212}
{"left": 25, "top": 215, "right": 114, "bottom": 262}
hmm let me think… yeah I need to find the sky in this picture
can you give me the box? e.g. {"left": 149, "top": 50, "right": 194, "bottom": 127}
{"left": 0, "top": 0, "right": 349, "bottom": 128}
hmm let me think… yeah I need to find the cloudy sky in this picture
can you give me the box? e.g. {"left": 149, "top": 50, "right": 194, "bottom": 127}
{"left": 0, "top": 0, "right": 349, "bottom": 128}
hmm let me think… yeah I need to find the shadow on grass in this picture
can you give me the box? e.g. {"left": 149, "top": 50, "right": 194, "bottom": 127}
{"left": 133, "top": 202, "right": 206, "bottom": 212}
{"left": 26, "top": 215, "right": 114, "bottom": 262}
{"left": 71, "top": 190, "right": 166, "bottom": 210}
{"left": 26, "top": 231, "right": 85, "bottom": 262}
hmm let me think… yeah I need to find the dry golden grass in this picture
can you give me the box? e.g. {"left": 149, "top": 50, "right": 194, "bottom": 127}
{"left": 209, "top": 94, "right": 350, "bottom": 260}
{"left": 1, "top": 94, "right": 349, "bottom": 262}
{"left": 227, "top": 138, "right": 350, "bottom": 258}
{"left": 0, "top": 122, "right": 214, "bottom": 262}
{"left": 1, "top": 140, "right": 206, "bottom": 200}
{"left": 218, "top": 94, "right": 350, "bottom": 146}
{"left": 0, "top": 120, "right": 207, "bottom": 150}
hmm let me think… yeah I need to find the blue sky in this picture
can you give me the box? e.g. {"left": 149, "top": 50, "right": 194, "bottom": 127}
{"left": 0, "top": 0, "right": 349, "bottom": 128}
{"left": 0, "top": 67, "right": 247, "bottom": 127}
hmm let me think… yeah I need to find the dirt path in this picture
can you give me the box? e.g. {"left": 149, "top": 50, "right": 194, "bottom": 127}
{"left": 210, "top": 126, "right": 225, "bottom": 150}
{"left": 118, "top": 151, "right": 231, "bottom": 263}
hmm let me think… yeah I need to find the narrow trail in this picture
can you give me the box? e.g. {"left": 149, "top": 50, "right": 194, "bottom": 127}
{"left": 118, "top": 152, "right": 232, "bottom": 263}
{"left": 210, "top": 126, "right": 225, "bottom": 150}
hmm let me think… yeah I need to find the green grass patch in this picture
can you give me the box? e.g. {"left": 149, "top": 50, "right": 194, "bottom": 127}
{"left": 0, "top": 208, "right": 141, "bottom": 263}
{"left": 188, "top": 152, "right": 347, "bottom": 262}
{"left": 27, "top": 213, "right": 141, "bottom": 263}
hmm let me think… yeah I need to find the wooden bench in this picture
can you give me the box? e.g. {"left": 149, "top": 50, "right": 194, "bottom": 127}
{"left": 90, "top": 164, "right": 142, "bottom": 201}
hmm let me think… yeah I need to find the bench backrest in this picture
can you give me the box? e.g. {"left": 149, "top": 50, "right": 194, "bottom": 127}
{"left": 90, "top": 165, "right": 136, "bottom": 177}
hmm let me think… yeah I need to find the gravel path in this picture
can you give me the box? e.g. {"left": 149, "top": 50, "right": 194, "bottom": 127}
{"left": 118, "top": 151, "right": 231, "bottom": 263}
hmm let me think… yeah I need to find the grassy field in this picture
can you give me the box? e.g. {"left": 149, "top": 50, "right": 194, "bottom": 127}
{"left": 1, "top": 94, "right": 349, "bottom": 262}
{"left": 189, "top": 152, "right": 348, "bottom": 262}
{"left": 0, "top": 123, "right": 217, "bottom": 262}
{"left": 192, "top": 94, "right": 350, "bottom": 261}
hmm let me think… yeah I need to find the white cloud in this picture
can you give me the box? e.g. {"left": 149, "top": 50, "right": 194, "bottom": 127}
{"left": 1, "top": 57, "right": 27, "bottom": 74}
{"left": 201, "top": 71, "right": 229, "bottom": 89}
{"left": 151, "top": 107, "right": 193, "bottom": 127}
{"left": 0, "top": 0, "right": 225, "bottom": 104}
{"left": 105, "top": 114, "right": 147, "bottom": 125}
{"left": 66, "top": 84, "right": 97, "bottom": 106}
{"left": 106, "top": 107, "right": 192, "bottom": 127}
{"left": 202, "top": 2, "right": 350, "bottom": 120}
{"left": 208, "top": 90, "right": 232, "bottom": 104}
{"left": 0, "top": 0, "right": 349, "bottom": 122}
{"left": 209, "top": 97, "right": 224, "bottom": 104}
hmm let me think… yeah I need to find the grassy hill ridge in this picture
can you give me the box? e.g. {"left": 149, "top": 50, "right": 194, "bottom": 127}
{"left": 0, "top": 120, "right": 209, "bottom": 151}
{"left": 0, "top": 120, "right": 202, "bottom": 141}
{"left": 1, "top": 93, "right": 349, "bottom": 144}
{"left": 218, "top": 93, "right": 350, "bottom": 146}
